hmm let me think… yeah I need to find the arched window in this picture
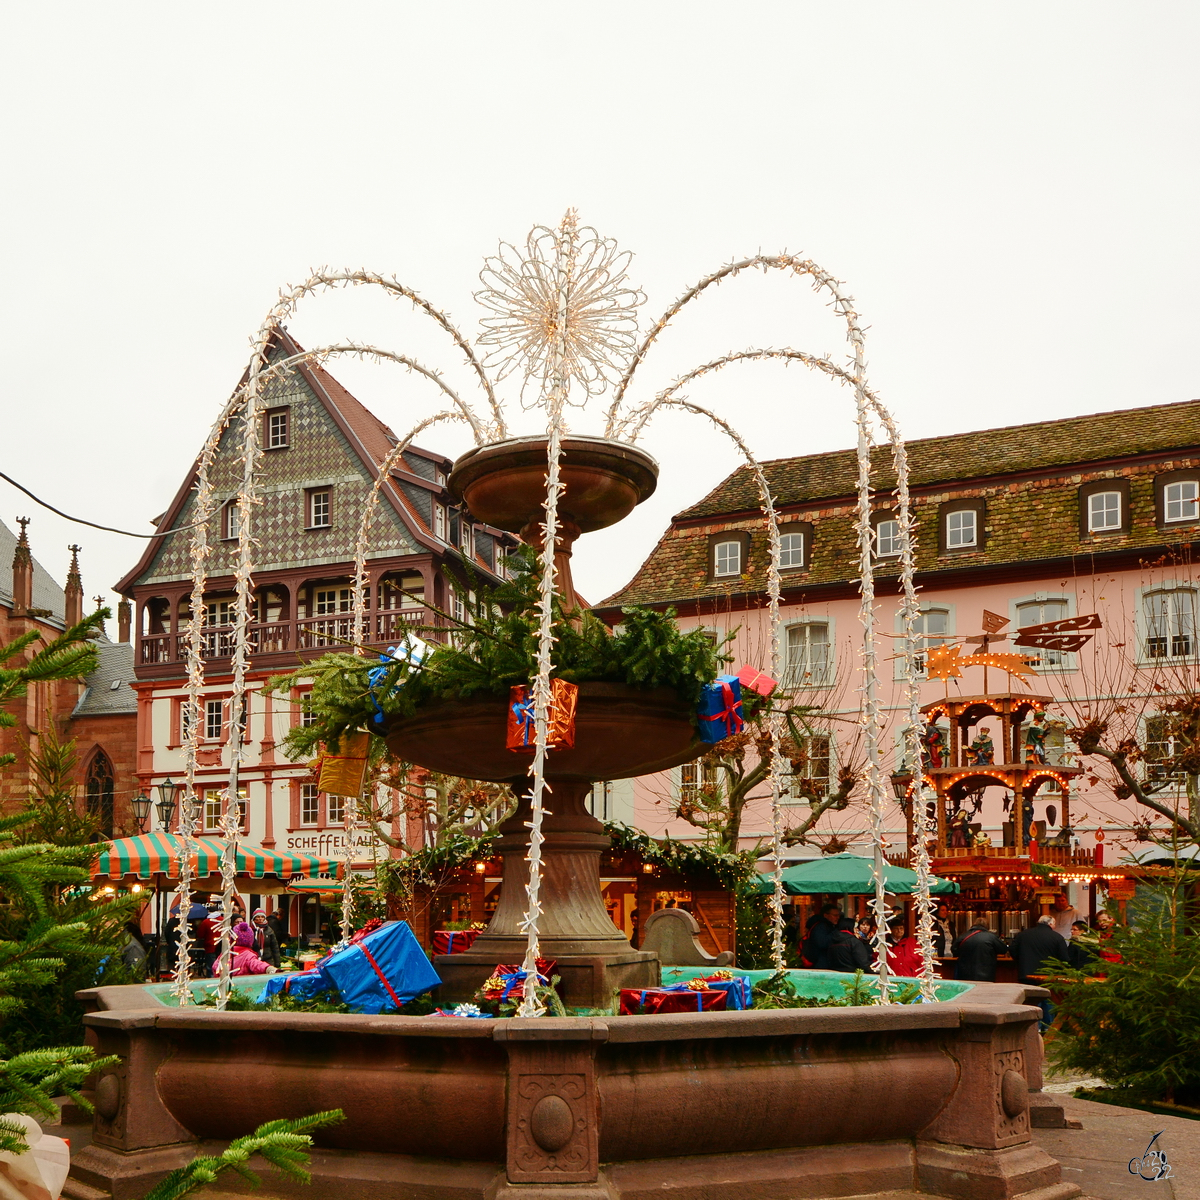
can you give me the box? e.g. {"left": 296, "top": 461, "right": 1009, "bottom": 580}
{"left": 85, "top": 750, "right": 115, "bottom": 838}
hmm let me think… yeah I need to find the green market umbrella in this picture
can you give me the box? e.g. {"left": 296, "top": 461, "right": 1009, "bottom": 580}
{"left": 751, "top": 853, "right": 959, "bottom": 896}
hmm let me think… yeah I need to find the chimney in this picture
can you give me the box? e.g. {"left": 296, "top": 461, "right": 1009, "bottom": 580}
{"left": 11, "top": 517, "right": 33, "bottom": 616}
{"left": 65, "top": 544, "right": 83, "bottom": 627}
{"left": 118, "top": 598, "right": 132, "bottom": 644}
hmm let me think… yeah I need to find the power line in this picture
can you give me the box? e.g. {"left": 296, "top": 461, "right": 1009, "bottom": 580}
{"left": 0, "top": 470, "right": 200, "bottom": 539}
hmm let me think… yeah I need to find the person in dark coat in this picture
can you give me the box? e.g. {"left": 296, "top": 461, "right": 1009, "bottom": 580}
{"left": 1009, "top": 915, "right": 1070, "bottom": 984}
{"left": 828, "top": 926, "right": 872, "bottom": 972}
{"left": 803, "top": 903, "right": 843, "bottom": 970}
{"left": 250, "top": 910, "right": 282, "bottom": 968}
{"left": 1067, "top": 919, "right": 1098, "bottom": 970}
{"left": 951, "top": 920, "right": 1008, "bottom": 981}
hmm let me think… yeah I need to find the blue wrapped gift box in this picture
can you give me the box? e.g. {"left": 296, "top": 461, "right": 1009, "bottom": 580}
{"left": 259, "top": 920, "right": 441, "bottom": 1013}
{"left": 697, "top": 675, "right": 744, "bottom": 743}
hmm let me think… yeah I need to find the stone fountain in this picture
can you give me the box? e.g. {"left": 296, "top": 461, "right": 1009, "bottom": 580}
{"left": 69, "top": 216, "right": 1080, "bottom": 1200}
{"left": 386, "top": 433, "right": 692, "bottom": 1007}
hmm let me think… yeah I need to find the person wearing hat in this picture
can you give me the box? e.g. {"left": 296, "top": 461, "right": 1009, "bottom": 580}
{"left": 250, "top": 910, "right": 281, "bottom": 968}
{"left": 229, "top": 922, "right": 278, "bottom": 976}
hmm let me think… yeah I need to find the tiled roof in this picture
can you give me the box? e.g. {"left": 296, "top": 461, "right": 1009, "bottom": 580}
{"left": 601, "top": 398, "right": 1200, "bottom": 609}
{"left": 73, "top": 640, "right": 137, "bottom": 716}
{"left": 0, "top": 520, "right": 66, "bottom": 626}
{"left": 678, "top": 398, "right": 1200, "bottom": 519}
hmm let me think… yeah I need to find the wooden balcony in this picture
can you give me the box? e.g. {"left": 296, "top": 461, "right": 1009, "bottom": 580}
{"left": 137, "top": 608, "right": 438, "bottom": 671}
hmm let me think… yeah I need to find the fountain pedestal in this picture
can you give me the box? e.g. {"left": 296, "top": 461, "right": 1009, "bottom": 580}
{"left": 434, "top": 782, "right": 658, "bottom": 1006}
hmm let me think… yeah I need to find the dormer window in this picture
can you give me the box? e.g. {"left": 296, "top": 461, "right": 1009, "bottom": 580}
{"left": 1088, "top": 491, "right": 1121, "bottom": 531}
{"left": 714, "top": 540, "right": 742, "bottom": 577}
{"left": 1079, "top": 479, "right": 1130, "bottom": 536}
{"left": 946, "top": 509, "right": 976, "bottom": 549}
{"left": 264, "top": 408, "right": 290, "bottom": 450}
{"left": 938, "top": 500, "right": 985, "bottom": 553}
{"left": 706, "top": 531, "right": 751, "bottom": 582}
{"left": 435, "top": 504, "right": 447, "bottom": 540}
{"left": 776, "top": 522, "right": 812, "bottom": 572}
{"left": 1165, "top": 480, "right": 1199, "bottom": 523}
{"left": 873, "top": 518, "right": 901, "bottom": 558}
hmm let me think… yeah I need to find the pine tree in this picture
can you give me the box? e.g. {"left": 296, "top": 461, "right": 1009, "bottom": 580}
{"left": 0, "top": 610, "right": 127, "bottom": 1151}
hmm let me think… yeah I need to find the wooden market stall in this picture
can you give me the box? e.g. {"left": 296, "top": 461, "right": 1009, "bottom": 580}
{"left": 390, "top": 830, "right": 739, "bottom": 961}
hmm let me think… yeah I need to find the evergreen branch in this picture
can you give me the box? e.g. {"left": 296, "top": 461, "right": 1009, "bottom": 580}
{"left": 142, "top": 1110, "right": 346, "bottom": 1200}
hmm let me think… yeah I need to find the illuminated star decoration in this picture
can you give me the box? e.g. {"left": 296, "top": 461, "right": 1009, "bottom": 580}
{"left": 475, "top": 211, "right": 645, "bottom": 405}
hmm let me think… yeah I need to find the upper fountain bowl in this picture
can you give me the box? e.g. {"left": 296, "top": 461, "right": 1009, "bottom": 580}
{"left": 448, "top": 435, "right": 658, "bottom": 536}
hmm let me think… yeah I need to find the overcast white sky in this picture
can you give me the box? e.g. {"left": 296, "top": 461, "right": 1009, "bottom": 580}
{"left": 2, "top": 4, "right": 1197, "bottom": 612}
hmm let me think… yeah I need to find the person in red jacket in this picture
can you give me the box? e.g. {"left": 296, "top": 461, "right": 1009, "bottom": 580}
{"left": 884, "top": 915, "right": 926, "bottom": 979}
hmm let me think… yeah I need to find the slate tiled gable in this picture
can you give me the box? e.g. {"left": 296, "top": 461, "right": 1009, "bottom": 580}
{"left": 601, "top": 399, "right": 1200, "bottom": 609}
{"left": 132, "top": 346, "right": 421, "bottom": 587}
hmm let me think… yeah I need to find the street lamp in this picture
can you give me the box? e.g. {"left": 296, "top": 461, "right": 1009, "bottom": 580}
{"left": 156, "top": 778, "right": 180, "bottom": 830}
{"left": 130, "top": 793, "right": 152, "bottom": 833}
{"left": 890, "top": 773, "right": 913, "bottom": 806}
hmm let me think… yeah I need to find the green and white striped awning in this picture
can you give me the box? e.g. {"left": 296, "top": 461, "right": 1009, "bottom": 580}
{"left": 91, "top": 833, "right": 334, "bottom": 882}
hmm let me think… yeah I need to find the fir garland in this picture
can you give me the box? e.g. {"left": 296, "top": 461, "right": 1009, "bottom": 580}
{"left": 269, "top": 548, "right": 729, "bottom": 760}
{"left": 602, "top": 822, "right": 758, "bottom": 890}
{"left": 376, "top": 830, "right": 501, "bottom": 900}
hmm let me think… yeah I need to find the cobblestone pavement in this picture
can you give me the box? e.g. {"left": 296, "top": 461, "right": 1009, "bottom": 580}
{"left": 1034, "top": 1093, "right": 1200, "bottom": 1200}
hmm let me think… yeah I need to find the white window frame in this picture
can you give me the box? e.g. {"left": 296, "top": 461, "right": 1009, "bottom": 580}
{"left": 265, "top": 408, "right": 290, "bottom": 450}
{"left": 783, "top": 732, "right": 833, "bottom": 806}
{"left": 1087, "top": 490, "right": 1122, "bottom": 533}
{"left": 784, "top": 620, "right": 832, "bottom": 687}
{"left": 1140, "top": 585, "right": 1199, "bottom": 663}
{"left": 203, "top": 698, "right": 225, "bottom": 742}
{"left": 874, "top": 518, "right": 901, "bottom": 558}
{"left": 327, "top": 793, "right": 346, "bottom": 827}
{"left": 223, "top": 500, "right": 240, "bottom": 541}
{"left": 314, "top": 587, "right": 352, "bottom": 616}
{"left": 1012, "top": 594, "right": 1075, "bottom": 671}
{"left": 299, "top": 783, "right": 320, "bottom": 827}
{"left": 896, "top": 604, "right": 954, "bottom": 680}
{"left": 202, "top": 789, "right": 223, "bottom": 832}
{"left": 1142, "top": 714, "right": 1186, "bottom": 790}
{"left": 713, "top": 540, "right": 742, "bottom": 578}
{"left": 434, "top": 504, "right": 447, "bottom": 540}
{"left": 945, "top": 509, "right": 977, "bottom": 549}
{"left": 678, "top": 759, "right": 719, "bottom": 804}
{"left": 778, "top": 531, "right": 805, "bottom": 571}
{"left": 308, "top": 489, "right": 332, "bottom": 529}
{"left": 1164, "top": 480, "right": 1200, "bottom": 524}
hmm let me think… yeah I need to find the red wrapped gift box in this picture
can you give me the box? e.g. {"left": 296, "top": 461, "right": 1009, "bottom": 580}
{"left": 506, "top": 678, "right": 578, "bottom": 752}
{"left": 736, "top": 664, "right": 777, "bottom": 696}
{"left": 619, "top": 985, "right": 728, "bottom": 1015}
{"left": 432, "top": 929, "right": 480, "bottom": 956}
{"left": 479, "top": 959, "right": 558, "bottom": 1001}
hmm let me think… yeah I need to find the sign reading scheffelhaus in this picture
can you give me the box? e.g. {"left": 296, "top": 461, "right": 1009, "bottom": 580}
{"left": 283, "top": 829, "right": 381, "bottom": 857}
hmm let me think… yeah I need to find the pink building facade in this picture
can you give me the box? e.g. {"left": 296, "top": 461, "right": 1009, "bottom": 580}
{"left": 597, "top": 398, "right": 1200, "bottom": 872}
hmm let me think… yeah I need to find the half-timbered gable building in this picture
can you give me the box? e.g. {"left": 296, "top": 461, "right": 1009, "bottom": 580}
{"left": 116, "top": 331, "right": 515, "bottom": 923}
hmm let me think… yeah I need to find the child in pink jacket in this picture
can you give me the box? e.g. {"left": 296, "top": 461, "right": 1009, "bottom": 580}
{"left": 230, "top": 922, "right": 276, "bottom": 976}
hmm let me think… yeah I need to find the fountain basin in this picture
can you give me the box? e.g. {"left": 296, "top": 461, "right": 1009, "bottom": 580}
{"left": 381, "top": 681, "right": 701, "bottom": 784}
{"left": 448, "top": 434, "right": 658, "bottom": 537}
{"left": 72, "top": 980, "right": 1076, "bottom": 1200}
